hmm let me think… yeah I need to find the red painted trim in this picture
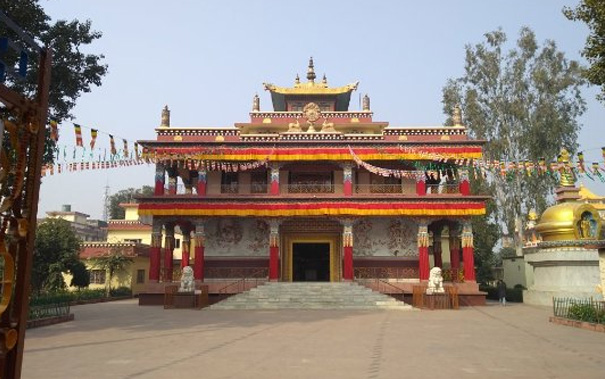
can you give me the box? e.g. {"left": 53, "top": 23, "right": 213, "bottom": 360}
{"left": 463, "top": 246, "right": 475, "bottom": 281}
{"left": 269, "top": 246, "right": 279, "bottom": 280}
{"left": 194, "top": 246, "right": 204, "bottom": 281}
{"left": 343, "top": 246, "right": 353, "bottom": 280}
{"left": 434, "top": 243, "right": 442, "bottom": 268}
{"left": 418, "top": 246, "right": 430, "bottom": 280}
{"left": 149, "top": 246, "right": 161, "bottom": 281}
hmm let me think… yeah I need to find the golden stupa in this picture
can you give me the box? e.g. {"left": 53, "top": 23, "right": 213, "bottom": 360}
{"left": 534, "top": 149, "right": 602, "bottom": 242}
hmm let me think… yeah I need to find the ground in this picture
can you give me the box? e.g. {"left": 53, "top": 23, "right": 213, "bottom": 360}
{"left": 23, "top": 300, "right": 605, "bottom": 379}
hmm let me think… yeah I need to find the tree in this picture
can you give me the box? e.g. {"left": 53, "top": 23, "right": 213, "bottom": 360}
{"left": 108, "top": 186, "right": 154, "bottom": 219}
{"left": 442, "top": 27, "right": 585, "bottom": 248}
{"left": 0, "top": 0, "right": 108, "bottom": 162}
{"left": 69, "top": 260, "right": 90, "bottom": 289}
{"left": 89, "top": 249, "right": 133, "bottom": 297}
{"left": 564, "top": 0, "right": 605, "bottom": 103}
{"left": 32, "top": 218, "right": 81, "bottom": 293}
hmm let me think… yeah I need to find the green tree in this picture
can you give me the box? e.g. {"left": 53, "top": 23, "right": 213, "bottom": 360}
{"left": 108, "top": 186, "right": 154, "bottom": 219}
{"left": 564, "top": 0, "right": 605, "bottom": 103}
{"left": 89, "top": 249, "right": 133, "bottom": 297}
{"left": 32, "top": 218, "right": 81, "bottom": 293}
{"left": 0, "top": 0, "right": 108, "bottom": 162}
{"left": 442, "top": 27, "right": 585, "bottom": 247}
{"left": 69, "top": 260, "right": 90, "bottom": 289}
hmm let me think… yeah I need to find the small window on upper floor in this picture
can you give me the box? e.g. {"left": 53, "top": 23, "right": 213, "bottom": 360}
{"left": 221, "top": 172, "right": 239, "bottom": 194}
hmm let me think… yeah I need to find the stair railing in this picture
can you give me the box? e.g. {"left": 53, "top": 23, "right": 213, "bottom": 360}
{"left": 216, "top": 268, "right": 268, "bottom": 300}
{"left": 355, "top": 278, "right": 405, "bottom": 301}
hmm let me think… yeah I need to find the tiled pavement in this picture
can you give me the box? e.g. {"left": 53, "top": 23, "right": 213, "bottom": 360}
{"left": 22, "top": 299, "right": 605, "bottom": 379}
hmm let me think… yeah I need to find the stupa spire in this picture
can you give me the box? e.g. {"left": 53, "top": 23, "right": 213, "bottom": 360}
{"left": 307, "top": 57, "right": 316, "bottom": 82}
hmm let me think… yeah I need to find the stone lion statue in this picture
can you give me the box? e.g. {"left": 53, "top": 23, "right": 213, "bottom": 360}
{"left": 426, "top": 267, "right": 445, "bottom": 295}
{"left": 179, "top": 266, "right": 195, "bottom": 292}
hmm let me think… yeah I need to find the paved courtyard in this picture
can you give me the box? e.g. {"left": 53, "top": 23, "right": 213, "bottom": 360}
{"left": 22, "top": 299, "right": 605, "bottom": 379}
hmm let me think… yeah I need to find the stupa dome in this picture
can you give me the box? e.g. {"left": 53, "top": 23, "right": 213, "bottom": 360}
{"left": 535, "top": 201, "right": 601, "bottom": 242}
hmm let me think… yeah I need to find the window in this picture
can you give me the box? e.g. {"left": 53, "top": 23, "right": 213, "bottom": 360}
{"left": 251, "top": 171, "right": 268, "bottom": 193}
{"left": 90, "top": 270, "right": 106, "bottom": 285}
{"left": 136, "top": 269, "right": 145, "bottom": 284}
{"left": 221, "top": 172, "right": 239, "bottom": 193}
{"left": 174, "top": 239, "right": 181, "bottom": 249}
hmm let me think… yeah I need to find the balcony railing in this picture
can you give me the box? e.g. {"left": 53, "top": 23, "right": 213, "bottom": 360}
{"left": 286, "top": 183, "right": 334, "bottom": 194}
{"left": 250, "top": 183, "right": 268, "bottom": 194}
{"left": 355, "top": 184, "right": 404, "bottom": 194}
{"left": 426, "top": 183, "right": 460, "bottom": 194}
{"left": 220, "top": 184, "right": 239, "bottom": 194}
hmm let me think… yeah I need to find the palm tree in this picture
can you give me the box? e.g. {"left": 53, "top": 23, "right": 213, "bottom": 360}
{"left": 90, "top": 248, "right": 133, "bottom": 297}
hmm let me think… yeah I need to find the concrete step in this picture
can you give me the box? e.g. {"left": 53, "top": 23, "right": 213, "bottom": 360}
{"left": 209, "top": 282, "right": 416, "bottom": 311}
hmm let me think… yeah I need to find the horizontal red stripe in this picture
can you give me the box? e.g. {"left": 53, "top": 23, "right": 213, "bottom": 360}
{"left": 138, "top": 202, "right": 484, "bottom": 211}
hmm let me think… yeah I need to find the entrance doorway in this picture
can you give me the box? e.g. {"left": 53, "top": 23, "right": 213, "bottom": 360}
{"left": 292, "top": 243, "right": 330, "bottom": 281}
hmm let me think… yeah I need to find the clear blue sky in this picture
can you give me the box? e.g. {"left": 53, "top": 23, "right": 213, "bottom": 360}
{"left": 38, "top": 0, "right": 605, "bottom": 219}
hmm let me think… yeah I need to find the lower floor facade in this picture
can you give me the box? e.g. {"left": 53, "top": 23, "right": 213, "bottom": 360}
{"left": 145, "top": 216, "right": 477, "bottom": 287}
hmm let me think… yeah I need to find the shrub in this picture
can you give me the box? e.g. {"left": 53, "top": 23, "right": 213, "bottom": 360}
{"left": 567, "top": 303, "right": 605, "bottom": 324}
{"left": 110, "top": 287, "right": 132, "bottom": 298}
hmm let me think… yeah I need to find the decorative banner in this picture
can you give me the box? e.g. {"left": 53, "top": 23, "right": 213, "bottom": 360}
{"left": 123, "top": 139, "right": 129, "bottom": 158}
{"left": 134, "top": 142, "right": 140, "bottom": 159}
{"left": 49, "top": 118, "right": 58, "bottom": 141}
{"left": 109, "top": 135, "right": 117, "bottom": 156}
{"left": 73, "top": 124, "right": 83, "bottom": 147}
{"left": 90, "top": 129, "right": 98, "bottom": 149}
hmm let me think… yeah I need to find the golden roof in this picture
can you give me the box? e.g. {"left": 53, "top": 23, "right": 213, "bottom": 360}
{"left": 579, "top": 183, "right": 605, "bottom": 201}
{"left": 263, "top": 81, "right": 359, "bottom": 95}
{"left": 263, "top": 57, "right": 358, "bottom": 96}
{"left": 535, "top": 201, "right": 601, "bottom": 242}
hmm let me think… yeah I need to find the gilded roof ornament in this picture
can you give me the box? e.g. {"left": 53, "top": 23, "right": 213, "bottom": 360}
{"left": 362, "top": 94, "right": 371, "bottom": 111}
{"left": 322, "top": 74, "right": 327, "bottom": 85}
{"left": 252, "top": 94, "right": 260, "bottom": 112}
{"left": 307, "top": 57, "right": 316, "bottom": 82}
{"left": 161, "top": 105, "right": 170, "bottom": 127}
{"left": 295, "top": 74, "right": 300, "bottom": 85}
{"left": 452, "top": 105, "right": 463, "bottom": 126}
{"left": 558, "top": 148, "right": 576, "bottom": 187}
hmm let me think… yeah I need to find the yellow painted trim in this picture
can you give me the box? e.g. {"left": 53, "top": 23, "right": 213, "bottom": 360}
{"left": 283, "top": 234, "right": 340, "bottom": 282}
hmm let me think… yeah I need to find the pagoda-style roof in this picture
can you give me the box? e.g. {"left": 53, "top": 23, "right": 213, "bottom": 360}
{"left": 263, "top": 58, "right": 359, "bottom": 111}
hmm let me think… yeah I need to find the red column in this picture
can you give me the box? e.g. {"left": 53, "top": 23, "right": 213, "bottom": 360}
{"left": 270, "top": 165, "right": 280, "bottom": 195}
{"left": 149, "top": 228, "right": 162, "bottom": 282}
{"left": 343, "top": 223, "right": 354, "bottom": 280}
{"left": 462, "top": 222, "right": 476, "bottom": 281}
{"left": 450, "top": 241, "right": 461, "bottom": 271}
{"left": 343, "top": 166, "right": 353, "bottom": 197}
{"left": 154, "top": 163, "right": 165, "bottom": 195}
{"left": 194, "top": 223, "right": 205, "bottom": 281}
{"left": 197, "top": 169, "right": 207, "bottom": 196}
{"left": 416, "top": 172, "right": 426, "bottom": 196}
{"left": 459, "top": 170, "right": 470, "bottom": 196}
{"left": 269, "top": 221, "right": 280, "bottom": 280}
{"left": 418, "top": 223, "right": 430, "bottom": 280}
{"left": 181, "top": 230, "right": 191, "bottom": 268}
{"left": 163, "top": 226, "right": 175, "bottom": 282}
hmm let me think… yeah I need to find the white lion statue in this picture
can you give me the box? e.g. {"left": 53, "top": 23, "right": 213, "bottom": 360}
{"left": 179, "top": 266, "right": 195, "bottom": 292}
{"left": 426, "top": 267, "right": 445, "bottom": 295}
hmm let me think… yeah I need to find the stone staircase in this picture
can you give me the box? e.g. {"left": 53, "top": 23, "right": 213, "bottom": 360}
{"left": 208, "top": 282, "right": 416, "bottom": 310}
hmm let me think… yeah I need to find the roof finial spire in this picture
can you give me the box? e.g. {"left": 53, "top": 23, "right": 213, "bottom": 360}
{"left": 295, "top": 74, "right": 300, "bottom": 85}
{"left": 161, "top": 105, "right": 170, "bottom": 127}
{"left": 252, "top": 93, "right": 260, "bottom": 112}
{"left": 321, "top": 74, "right": 327, "bottom": 86}
{"left": 307, "top": 56, "right": 316, "bottom": 82}
{"left": 452, "top": 104, "right": 463, "bottom": 126}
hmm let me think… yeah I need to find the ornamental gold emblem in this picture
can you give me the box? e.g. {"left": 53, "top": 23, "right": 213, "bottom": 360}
{"left": 303, "top": 102, "right": 321, "bottom": 123}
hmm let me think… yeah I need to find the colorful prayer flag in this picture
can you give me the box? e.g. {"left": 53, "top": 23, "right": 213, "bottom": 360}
{"left": 90, "top": 129, "right": 98, "bottom": 149}
{"left": 49, "top": 118, "right": 59, "bottom": 141}
{"left": 109, "top": 135, "right": 117, "bottom": 155}
{"left": 74, "top": 124, "right": 83, "bottom": 146}
{"left": 123, "top": 139, "right": 129, "bottom": 158}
